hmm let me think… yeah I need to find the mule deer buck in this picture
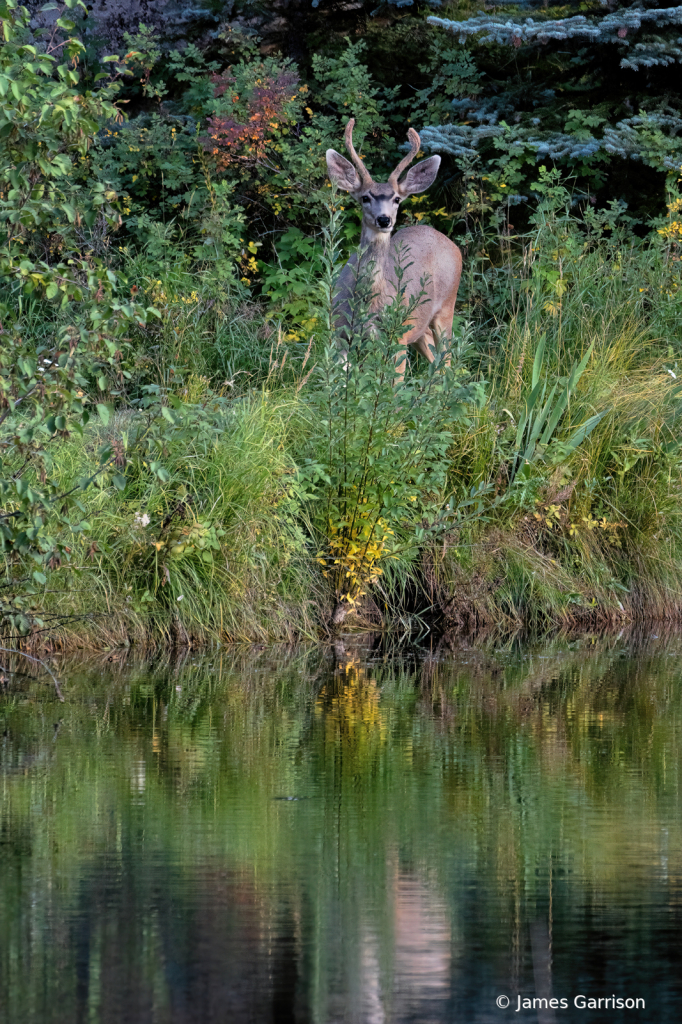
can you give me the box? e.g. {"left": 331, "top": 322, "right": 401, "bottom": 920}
{"left": 326, "top": 119, "right": 462, "bottom": 377}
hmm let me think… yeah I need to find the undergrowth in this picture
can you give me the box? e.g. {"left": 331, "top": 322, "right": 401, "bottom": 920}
{"left": 15, "top": 217, "right": 682, "bottom": 651}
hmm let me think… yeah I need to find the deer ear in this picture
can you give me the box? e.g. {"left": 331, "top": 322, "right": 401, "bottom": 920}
{"left": 397, "top": 155, "right": 441, "bottom": 196}
{"left": 326, "top": 149, "right": 363, "bottom": 192}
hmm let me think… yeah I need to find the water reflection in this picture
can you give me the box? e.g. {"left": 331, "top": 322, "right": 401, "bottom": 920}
{"left": 392, "top": 874, "right": 451, "bottom": 1020}
{"left": 1, "top": 635, "right": 682, "bottom": 1022}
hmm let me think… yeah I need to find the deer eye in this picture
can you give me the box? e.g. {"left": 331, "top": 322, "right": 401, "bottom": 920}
{"left": 362, "top": 196, "right": 371, "bottom": 204}
{"left": 393, "top": 197, "right": 400, "bottom": 204}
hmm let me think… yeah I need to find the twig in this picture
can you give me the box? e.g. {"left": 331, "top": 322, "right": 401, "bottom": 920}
{"left": 0, "top": 453, "right": 118, "bottom": 520}
{"left": 0, "top": 646, "right": 65, "bottom": 702}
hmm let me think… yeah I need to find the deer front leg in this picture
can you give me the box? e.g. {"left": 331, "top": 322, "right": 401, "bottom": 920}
{"left": 413, "top": 328, "right": 437, "bottom": 364}
{"left": 395, "top": 321, "right": 453, "bottom": 379}
{"left": 394, "top": 343, "right": 408, "bottom": 382}
{"left": 394, "top": 332, "right": 432, "bottom": 381}
{"left": 393, "top": 317, "right": 433, "bottom": 381}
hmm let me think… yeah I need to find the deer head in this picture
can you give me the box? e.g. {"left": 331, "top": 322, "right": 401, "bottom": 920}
{"left": 326, "top": 119, "right": 441, "bottom": 238}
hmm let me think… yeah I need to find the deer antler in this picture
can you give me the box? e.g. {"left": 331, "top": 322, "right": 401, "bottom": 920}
{"left": 344, "top": 118, "right": 373, "bottom": 189}
{"left": 388, "top": 127, "right": 421, "bottom": 190}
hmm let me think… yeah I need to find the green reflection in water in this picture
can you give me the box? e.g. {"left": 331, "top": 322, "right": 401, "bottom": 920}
{"left": 1, "top": 636, "right": 682, "bottom": 1023}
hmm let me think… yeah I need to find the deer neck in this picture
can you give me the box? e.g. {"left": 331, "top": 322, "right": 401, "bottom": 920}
{"left": 359, "top": 224, "right": 393, "bottom": 264}
{"left": 358, "top": 226, "right": 393, "bottom": 303}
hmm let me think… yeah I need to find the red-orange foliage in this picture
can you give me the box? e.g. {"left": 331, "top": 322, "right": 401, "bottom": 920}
{"left": 204, "top": 66, "right": 299, "bottom": 170}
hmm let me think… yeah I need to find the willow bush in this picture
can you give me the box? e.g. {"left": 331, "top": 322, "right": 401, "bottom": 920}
{"left": 300, "top": 205, "right": 488, "bottom": 624}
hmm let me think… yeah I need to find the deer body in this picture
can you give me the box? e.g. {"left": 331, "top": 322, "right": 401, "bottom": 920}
{"left": 327, "top": 121, "right": 462, "bottom": 376}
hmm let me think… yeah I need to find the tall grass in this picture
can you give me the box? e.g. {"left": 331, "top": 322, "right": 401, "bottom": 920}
{"left": 437, "top": 235, "right": 682, "bottom": 631}
{"left": 36, "top": 387, "right": 325, "bottom": 648}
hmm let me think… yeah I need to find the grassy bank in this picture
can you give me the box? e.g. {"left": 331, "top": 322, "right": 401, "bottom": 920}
{"left": 12, "top": 220, "right": 682, "bottom": 653}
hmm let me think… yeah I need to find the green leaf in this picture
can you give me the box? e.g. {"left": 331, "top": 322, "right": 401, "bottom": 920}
{"left": 96, "top": 402, "right": 111, "bottom": 426}
{"left": 112, "top": 474, "right": 127, "bottom": 491}
{"left": 150, "top": 461, "right": 171, "bottom": 483}
{"left": 531, "top": 334, "right": 545, "bottom": 389}
{"left": 562, "top": 410, "right": 609, "bottom": 455}
{"left": 566, "top": 343, "right": 594, "bottom": 394}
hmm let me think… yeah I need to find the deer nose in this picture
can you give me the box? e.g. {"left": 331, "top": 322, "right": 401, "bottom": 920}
{"left": 376, "top": 215, "right": 391, "bottom": 229}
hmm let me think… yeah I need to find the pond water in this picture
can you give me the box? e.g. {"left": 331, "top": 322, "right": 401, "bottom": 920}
{"left": 1, "top": 634, "right": 682, "bottom": 1023}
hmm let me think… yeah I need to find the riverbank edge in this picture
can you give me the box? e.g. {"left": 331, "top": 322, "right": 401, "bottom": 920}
{"left": 14, "top": 545, "right": 682, "bottom": 655}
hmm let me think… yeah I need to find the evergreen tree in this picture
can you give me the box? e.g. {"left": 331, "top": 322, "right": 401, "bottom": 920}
{"left": 418, "top": 3, "right": 682, "bottom": 213}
